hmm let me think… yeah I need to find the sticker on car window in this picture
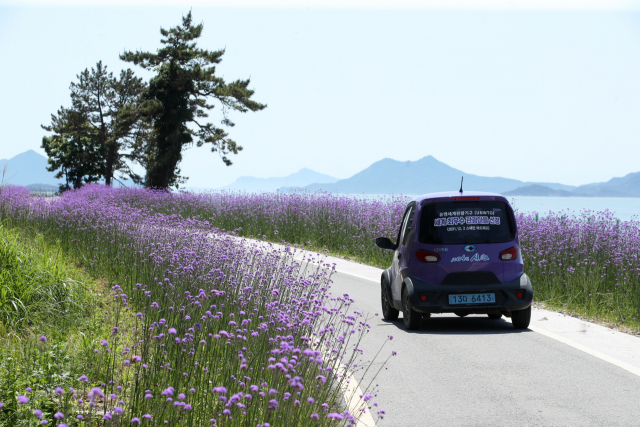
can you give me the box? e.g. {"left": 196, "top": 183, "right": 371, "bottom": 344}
{"left": 434, "top": 216, "right": 500, "bottom": 227}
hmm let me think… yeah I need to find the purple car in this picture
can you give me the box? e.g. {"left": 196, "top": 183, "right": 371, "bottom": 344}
{"left": 375, "top": 191, "right": 532, "bottom": 330}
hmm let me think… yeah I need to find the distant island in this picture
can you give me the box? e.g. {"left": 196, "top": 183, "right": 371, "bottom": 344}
{"left": 6, "top": 150, "right": 640, "bottom": 197}
{"left": 282, "top": 156, "right": 640, "bottom": 198}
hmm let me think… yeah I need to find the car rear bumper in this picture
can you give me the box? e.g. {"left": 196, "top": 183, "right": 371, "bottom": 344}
{"left": 398, "top": 272, "right": 533, "bottom": 314}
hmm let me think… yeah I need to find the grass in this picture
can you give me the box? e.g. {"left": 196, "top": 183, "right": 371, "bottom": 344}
{"left": 0, "top": 225, "right": 122, "bottom": 426}
{"left": 0, "top": 225, "right": 90, "bottom": 332}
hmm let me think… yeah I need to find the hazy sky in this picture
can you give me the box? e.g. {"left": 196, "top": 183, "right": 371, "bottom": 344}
{"left": 1, "top": 0, "right": 640, "bottom": 188}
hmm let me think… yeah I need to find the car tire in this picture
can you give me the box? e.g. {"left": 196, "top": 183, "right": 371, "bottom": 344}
{"left": 381, "top": 282, "right": 399, "bottom": 321}
{"left": 402, "top": 288, "right": 422, "bottom": 330}
{"left": 454, "top": 312, "right": 468, "bottom": 317}
{"left": 487, "top": 313, "right": 502, "bottom": 319}
{"left": 511, "top": 306, "right": 531, "bottom": 329}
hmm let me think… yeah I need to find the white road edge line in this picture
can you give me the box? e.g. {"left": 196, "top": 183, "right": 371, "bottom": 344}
{"left": 334, "top": 270, "right": 378, "bottom": 283}
{"left": 528, "top": 326, "right": 640, "bottom": 378}
{"left": 332, "top": 269, "right": 640, "bottom": 378}
{"left": 341, "top": 364, "right": 378, "bottom": 427}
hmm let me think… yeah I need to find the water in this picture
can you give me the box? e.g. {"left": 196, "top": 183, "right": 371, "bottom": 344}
{"left": 507, "top": 196, "right": 640, "bottom": 221}
{"left": 186, "top": 189, "right": 640, "bottom": 222}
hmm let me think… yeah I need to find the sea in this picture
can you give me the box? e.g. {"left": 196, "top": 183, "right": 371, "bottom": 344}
{"left": 507, "top": 197, "right": 640, "bottom": 222}
{"left": 184, "top": 189, "right": 640, "bottom": 222}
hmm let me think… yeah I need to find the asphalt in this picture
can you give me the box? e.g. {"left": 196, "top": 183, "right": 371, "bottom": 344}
{"left": 331, "top": 270, "right": 640, "bottom": 427}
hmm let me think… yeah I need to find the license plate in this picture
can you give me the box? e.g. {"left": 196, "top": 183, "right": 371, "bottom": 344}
{"left": 448, "top": 293, "right": 495, "bottom": 305}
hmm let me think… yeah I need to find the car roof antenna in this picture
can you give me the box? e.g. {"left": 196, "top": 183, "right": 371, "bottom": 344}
{"left": 459, "top": 176, "right": 464, "bottom": 193}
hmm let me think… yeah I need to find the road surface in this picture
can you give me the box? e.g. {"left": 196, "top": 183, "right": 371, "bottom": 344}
{"left": 330, "top": 270, "right": 640, "bottom": 427}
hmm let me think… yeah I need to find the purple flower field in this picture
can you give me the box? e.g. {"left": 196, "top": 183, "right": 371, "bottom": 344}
{"left": 0, "top": 185, "right": 393, "bottom": 426}
{"left": 1, "top": 184, "right": 639, "bottom": 423}
{"left": 173, "top": 190, "right": 640, "bottom": 325}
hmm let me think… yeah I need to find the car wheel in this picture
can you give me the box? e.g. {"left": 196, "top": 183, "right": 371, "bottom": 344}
{"left": 487, "top": 313, "right": 502, "bottom": 319}
{"left": 454, "top": 312, "right": 468, "bottom": 317}
{"left": 381, "top": 282, "right": 399, "bottom": 321}
{"left": 511, "top": 306, "right": 531, "bottom": 329}
{"left": 402, "top": 288, "right": 422, "bottom": 330}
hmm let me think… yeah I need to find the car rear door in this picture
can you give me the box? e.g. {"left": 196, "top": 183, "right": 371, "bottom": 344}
{"left": 391, "top": 203, "right": 416, "bottom": 300}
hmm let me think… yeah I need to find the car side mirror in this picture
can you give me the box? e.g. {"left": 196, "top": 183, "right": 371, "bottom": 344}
{"left": 375, "top": 237, "right": 397, "bottom": 250}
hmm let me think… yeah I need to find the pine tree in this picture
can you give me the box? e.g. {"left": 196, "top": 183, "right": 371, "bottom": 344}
{"left": 41, "top": 109, "right": 103, "bottom": 190}
{"left": 120, "top": 11, "right": 266, "bottom": 188}
{"left": 68, "top": 62, "right": 147, "bottom": 186}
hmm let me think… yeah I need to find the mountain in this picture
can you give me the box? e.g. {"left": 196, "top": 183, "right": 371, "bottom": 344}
{"left": 220, "top": 168, "right": 338, "bottom": 192}
{"left": 286, "top": 156, "right": 574, "bottom": 195}
{"left": 571, "top": 171, "right": 640, "bottom": 197}
{"left": 503, "top": 185, "right": 575, "bottom": 197}
{"left": 0, "top": 150, "right": 61, "bottom": 186}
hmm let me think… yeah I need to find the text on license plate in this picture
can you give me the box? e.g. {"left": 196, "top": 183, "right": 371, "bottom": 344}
{"left": 448, "top": 293, "right": 495, "bottom": 305}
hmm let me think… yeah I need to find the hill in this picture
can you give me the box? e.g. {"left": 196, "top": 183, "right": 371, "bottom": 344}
{"left": 571, "top": 171, "right": 640, "bottom": 197}
{"left": 286, "top": 156, "right": 574, "bottom": 195}
{"left": 220, "top": 168, "right": 338, "bottom": 192}
{"left": 503, "top": 185, "right": 575, "bottom": 197}
{"left": 0, "top": 150, "right": 61, "bottom": 186}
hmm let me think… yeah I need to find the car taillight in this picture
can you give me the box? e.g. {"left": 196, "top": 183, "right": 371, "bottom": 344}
{"left": 416, "top": 250, "right": 440, "bottom": 263}
{"left": 499, "top": 247, "right": 518, "bottom": 261}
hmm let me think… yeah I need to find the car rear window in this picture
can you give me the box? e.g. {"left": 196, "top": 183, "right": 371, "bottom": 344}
{"left": 418, "top": 200, "right": 515, "bottom": 245}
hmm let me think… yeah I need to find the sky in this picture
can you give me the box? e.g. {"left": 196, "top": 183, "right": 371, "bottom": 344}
{"left": 1, "top": 1, "right": 640, "bottom": 188}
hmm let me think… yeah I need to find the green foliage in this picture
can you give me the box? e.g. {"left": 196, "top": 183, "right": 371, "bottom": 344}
{"left": 41, "top": 113, "right": 103, "bottom": 191}
{"left": 0, "top": 226, "right": 92, "bottom": 331}
{"left": 42, "top": 61, "right": 148, "bottom": 188}
{"left": 0, "top": 227, "right": 121, "bottom": 426}
{"left": 121, "top": 11, "right": 267, "bottom": 188}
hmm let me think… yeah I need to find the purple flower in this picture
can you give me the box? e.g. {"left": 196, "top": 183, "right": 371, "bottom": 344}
{"left": 55, "top": 387, "right": 64, "bottom": 395}
{"left": 91, "top": 387, "right": 105, "bottom": 399}
{"left": 168, "top": 328, "right": 177, "bottom": 334}
{"left": 130, "top": 418, "right": 140, "bottom": 424}
{"left": 38, "top": 336, "right": 47, "bottom": 342}
{"left": 54, "top": 412, "right": 64, "bottom": 420}
{"left": 17, "top": 395, "right": 29, "bottom": 404}
{"left": 78, "top": 375, "right": 89, "bottom": 383}
{"left": 114, "top": 407, "right": 124, "bottom": 415}
{"left": 212, "top": 386, "right": 227, "bottom": 394}
{"left": 100, "top": 340, "right": 109, "bottom": 346}
{"left": 35, "top": 409, "right": 42, "bottom": 419}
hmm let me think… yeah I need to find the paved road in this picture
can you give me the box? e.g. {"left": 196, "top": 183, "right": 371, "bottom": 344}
{"left": 332, "top": 271, "right": 640, "bottom": 427}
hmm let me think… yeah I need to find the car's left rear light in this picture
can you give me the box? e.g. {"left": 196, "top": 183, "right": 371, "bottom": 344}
{"left": 499, "top": 247, "right": 518, "bottom": 261}
{"left": 416, "top": 250, "right": 440, "bottom": 263}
